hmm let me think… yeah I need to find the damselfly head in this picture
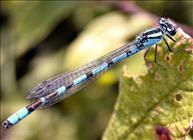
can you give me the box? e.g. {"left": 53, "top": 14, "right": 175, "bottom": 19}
{"left": 158, "top": 18, "right": 176, "bottom": 36}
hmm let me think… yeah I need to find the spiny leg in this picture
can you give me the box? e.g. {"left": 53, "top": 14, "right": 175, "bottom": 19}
{"left": 166, "top": 34, "right": 176, "bottom": 42}
{"left": 144, "top": 48, "right": 151, "bottom": 65}
{"left": 144, "top": 46, "right": 159, "bottom": 64}
{"left": 144, "top": 47, "right": 159, "bottom": 65}
{"left": 143, "top": 45, "right": 166, "bottom": 69}
{"left": 163, "top": 37, "right": 173, "bottom": 52}
{"left": 154, "top": 44, "right": 158, "bottom": 63}
{"left": 144, "top": 48, "right": 150, "bottom": 59}
{"left": 154, "top": 44, "right": 166, "bottom": 69}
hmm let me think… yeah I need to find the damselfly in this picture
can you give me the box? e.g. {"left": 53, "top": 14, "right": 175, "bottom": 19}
{"left": 2, "top": 17, "right": 177, "bottom": 129}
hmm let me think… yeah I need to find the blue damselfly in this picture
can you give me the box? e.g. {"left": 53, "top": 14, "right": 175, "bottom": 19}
{"left": 2, "top": 17, "right": 177, "bottom": 129}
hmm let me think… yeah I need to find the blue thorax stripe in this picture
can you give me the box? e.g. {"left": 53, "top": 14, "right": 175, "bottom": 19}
{"left": 147, "top": 31, "right": 162, "bottom": 39}
{"left": 144, "top": 38, "right": 161, "bottom": 47}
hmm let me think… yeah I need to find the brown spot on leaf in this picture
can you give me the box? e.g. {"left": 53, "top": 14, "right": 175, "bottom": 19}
{"left": 155, "top": 72, "right": 162, "bottom": 81}
{"left": 175, "top": 94, "right": 182, "bottom": 101}
{"left": 178, "top": 63, "right": 184, "bottom": 73}
{"left": 165, "top": 54, "right": 173, "bottom": 65}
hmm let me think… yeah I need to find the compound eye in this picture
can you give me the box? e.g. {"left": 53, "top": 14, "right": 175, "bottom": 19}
{"left": 159, "top": 18, "right": 165, "bottom": 24}
{"left": 170, "top": 28, "right": 176, "bottom": 36}
{"left": 167, "top": 25, "right": 176, "bottom": 35}
{"left": 167, "top": 26, "right": 176, "bottom": 35}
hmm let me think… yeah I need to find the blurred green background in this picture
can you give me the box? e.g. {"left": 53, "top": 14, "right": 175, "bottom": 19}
{"left": 0, "top": 1, "right": 192, "bottom": 140}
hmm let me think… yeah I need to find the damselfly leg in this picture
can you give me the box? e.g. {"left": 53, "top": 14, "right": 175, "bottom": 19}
{"left": 143, "top": 44, "right": 167, "bottom": 69}
{"left": 143, "top": 45, "right": 159, "bottom": 65}
{"left": 163, "top": 37, "right": 173, "bottom": 52}
{"left": 166, "top": 34, "right": 176, "bottom": 42}
{"left": 143, "top": 48, "right": 151, "bottom": 66}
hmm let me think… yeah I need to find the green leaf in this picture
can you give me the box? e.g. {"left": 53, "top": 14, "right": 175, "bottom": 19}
{"left": 103, "top": 30, "right": 193, "bottom": 140}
